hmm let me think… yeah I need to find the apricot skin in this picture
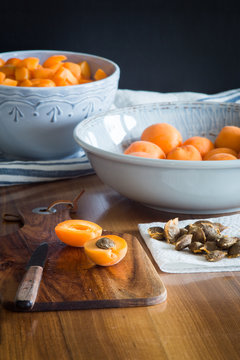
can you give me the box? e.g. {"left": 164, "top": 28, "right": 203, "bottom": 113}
{"left": 141, "top": 123, "right": 182, "bottom": 155}
{"left": 215, "top": 126, "right": 240, "bottom": 153}
{"left": 166, "top": 145, "right": 202, "bottom": 161}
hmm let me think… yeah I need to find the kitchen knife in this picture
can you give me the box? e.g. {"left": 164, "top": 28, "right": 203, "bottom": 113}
{"left": 15, "top": 242, "right": 49, "bottom": 310}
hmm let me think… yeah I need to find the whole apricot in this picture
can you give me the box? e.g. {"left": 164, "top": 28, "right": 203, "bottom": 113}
{"left": 141, "top": 123, "right": 182, "bottom": 154}
{"left": 183, "top": 136, "right": 214, "bottom": 158}
{"left": 124, "top": 140, "right": 166, "bottom": 159}
{"left": 166, "top": 145, "right": 202, "bottom": 161}
{"left": 203, "top": 147, "right": 238, "bottom": 160}
{"left": 206, "top": 153, "right": 237, "bottom": 161}
{"left": 215, "top": 126, "right": 240, "bottom": 152}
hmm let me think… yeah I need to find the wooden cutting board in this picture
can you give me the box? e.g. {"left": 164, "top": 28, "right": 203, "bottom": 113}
{"left": 0, "top": 202, "right": 167, "bottom": 312}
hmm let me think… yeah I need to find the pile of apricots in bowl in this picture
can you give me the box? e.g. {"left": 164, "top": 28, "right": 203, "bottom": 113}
{"left": 0, "top": 50, "right": 120, "bottom": 160}
{"left": 0, "top": 54, "right": 108, "bottom": 87}
{"left": 124, "top": 123, "right": 240, "bottom": 161}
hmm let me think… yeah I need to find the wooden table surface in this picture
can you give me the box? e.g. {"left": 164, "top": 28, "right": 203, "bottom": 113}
{"left": 0, "top": 174, "right": 240, "bottom": 360}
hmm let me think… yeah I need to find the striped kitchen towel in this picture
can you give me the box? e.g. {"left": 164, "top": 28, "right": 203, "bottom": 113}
{"left": 1, "top": 88, "right": 240, "bottom": 186}
{"left": 0, "top": 150, "right": 94, "bottom": 186}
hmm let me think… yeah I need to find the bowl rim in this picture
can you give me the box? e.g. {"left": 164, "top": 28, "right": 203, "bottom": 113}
{"left": 74, "top": 100, "right": 240, "bottom": 170}
{"left": 0, "top": 49, "right": 120, "bottom": 90}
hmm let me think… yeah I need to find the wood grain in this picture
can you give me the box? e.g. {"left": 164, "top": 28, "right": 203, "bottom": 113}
{"left": 0, "top": 202, "right": 166, "bottom": 312}
{"left": 0, "top": 175, "right": 240, "bottom": 360}
{"left": 15, "top": 265, "right": 44, "bottom": 310}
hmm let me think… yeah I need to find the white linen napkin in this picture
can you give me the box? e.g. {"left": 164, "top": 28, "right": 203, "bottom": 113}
{"left": 138, "top": 214, "right": 240, "bottom": 273}
{"left": 1, "top": 88, "right": 240, "bottom": 186}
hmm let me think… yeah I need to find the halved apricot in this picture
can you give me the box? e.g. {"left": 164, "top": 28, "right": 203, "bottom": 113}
{"left": 55, "top": 219, "right": 103, "bottom": 247}
{"left": 84, "top": 234, "right": 128, "bottom": 266}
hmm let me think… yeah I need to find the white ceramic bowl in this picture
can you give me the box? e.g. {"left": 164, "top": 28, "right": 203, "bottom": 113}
{"left": 0, "top": 50, "right": 120, "bottom": 160}
{"left": 74, "top": 102, "right": 240, "bottom": 214}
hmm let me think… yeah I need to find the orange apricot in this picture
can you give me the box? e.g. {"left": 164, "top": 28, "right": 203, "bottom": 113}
{"left": 1, "top": 78, "right": 18, "bottom": 86}
{"left": 166, "top": 144, "right": 202, "bottom": 161}
{"left": 19, "top": 79, "right": 32, "bottom": 87}
{"left": 47, "top": 63, "right": 63, "bottom": 73}
{"left": 0, "top": 72, "right": 6, "bottom": 83}
{"left": 43, "top": 55, "right": 67, "bottom": 68}
{"left": 203, "top": 147, "right": 238, "bottom": 160}
{"left": 63, "top": 68, "right": 78, "bottom": 85}
{"left": 206, "top": 153, "right": 238, "bottom": 161}
{"left": 55, "top": 219, "right": 103, "bottom": 247}
{"left": 84, "top": 234, "right": 128, "bottom": 266}
{"left": 141, "top": 123, "right": 183, "bottom": 154}
{"left": 215, "top": 126, "right": 240, "bottom": 153}
{"left": 52, "top": 66, "right": 78, "bottom": 85}
{"left": 94, "top": 68, "right": 107, "bottom": 81}
{"left": 31, "top": 79, "right": 56, "bottom": 87}
{"left": 183, "top": 136, "right": 214, "bottom": 158}
{"left": 124, "top": 140, "right": 166, "bottom": 159}
{"left": 0, "top": 55, "right": 109, "bottom": 87}
{"left": 32, "top": 67, "right": 55, "bottom": 79}
{"left": 16, "top": 57, "right": 39, "bottom": 70}
{"left": 5, "top": 57, "right": 21, "bottom": 66}
{"left": 53, "top": 79, "right": 70, "bottom": 86}
{"left": 125, "top": 151, "right": 160, "bottom": 158}
{"left": 0, "top": 65, "right": 15, "bottom": 77}
{"left": 15, "top": 67, "right": 29, "bottom": 81}
{"left": 63, "top": 62, "right": 81, "bottom": 79}
{"left": 78, "top": 78, "right": 93, "bottom": 84}
{"left": 79, "top": 61, "right": 91, "bottom": 79}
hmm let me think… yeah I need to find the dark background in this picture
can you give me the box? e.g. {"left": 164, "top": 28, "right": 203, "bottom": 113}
{"left": 1, "top": 0, "right": 240, "bottom": 94}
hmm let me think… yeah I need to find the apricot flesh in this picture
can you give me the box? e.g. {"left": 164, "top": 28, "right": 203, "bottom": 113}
{"left": 84, "top": 234, "right": 128, "bottom": 266}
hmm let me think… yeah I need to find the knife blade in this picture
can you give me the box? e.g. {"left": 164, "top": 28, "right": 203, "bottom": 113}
{"left": 15, "top": 242, "right": 48, "bottom": 310}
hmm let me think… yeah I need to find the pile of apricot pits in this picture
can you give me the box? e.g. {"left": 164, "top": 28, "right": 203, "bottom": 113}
{"left": 0, "top": 55, "right": 107, "bottom": 87}
{"left": 124, "top": 123, "right": 240, "bottom": 161}
{"left": 55, "top": 219, "right": 128, "bottom": 266}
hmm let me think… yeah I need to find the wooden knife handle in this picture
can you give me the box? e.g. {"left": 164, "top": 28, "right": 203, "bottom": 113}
{"left": 15, "top": 266, "right": 43, "bottom": 310}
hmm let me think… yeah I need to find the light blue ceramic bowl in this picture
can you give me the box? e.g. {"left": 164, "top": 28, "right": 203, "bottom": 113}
{"left": 0, "top": 50, "right": 120, "bottom": 160}
{"left": 74, "top": 102, "right": 240, "bottom": 214}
